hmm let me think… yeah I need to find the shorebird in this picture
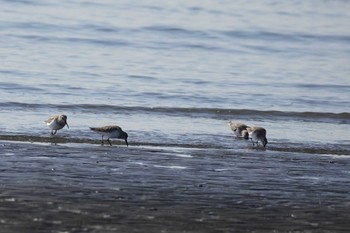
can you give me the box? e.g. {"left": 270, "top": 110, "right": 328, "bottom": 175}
{"left": 228, "top": 121, "right": 249, "bottom": 139}
{"left": 45, "top": 114, "right": 69, "bottom": 135}
{"left": 246, "top": 127, "right": 268, "bottom": 147}
{"left": 90, "top": 125, "right": 128, "bottom": 146}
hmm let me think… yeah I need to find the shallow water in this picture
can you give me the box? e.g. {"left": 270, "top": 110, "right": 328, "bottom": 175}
{"left": 1, "top": 0, "right": 349, "bottom": 152}
{"left": 0, "top": 0, "right": 350, "bottom": 231}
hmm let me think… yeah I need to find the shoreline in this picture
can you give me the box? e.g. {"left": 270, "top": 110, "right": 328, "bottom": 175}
{"left": 1, "top": 135, "right": 349, "bottom": 156}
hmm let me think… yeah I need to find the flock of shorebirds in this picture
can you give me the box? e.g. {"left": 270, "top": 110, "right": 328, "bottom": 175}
{"left": 45, "top": 114, "right": 268, "bottom": 148}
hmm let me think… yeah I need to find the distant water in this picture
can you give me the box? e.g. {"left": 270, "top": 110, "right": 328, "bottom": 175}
{"left": 1, "top": 0, "right": 350, "bottom": 152}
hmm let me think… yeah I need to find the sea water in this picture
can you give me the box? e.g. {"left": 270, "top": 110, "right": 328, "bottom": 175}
{"left": 1, "top": 0, "right": 349, "bottom": 152}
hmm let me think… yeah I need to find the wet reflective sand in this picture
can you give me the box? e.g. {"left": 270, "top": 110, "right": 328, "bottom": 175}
{"left": 1, "top": 141, "right": 350, "bottom": 232}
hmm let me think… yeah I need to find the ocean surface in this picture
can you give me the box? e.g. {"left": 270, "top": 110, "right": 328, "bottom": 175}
{"left": 1, "top": 0, "right": 350, "bottom": 232}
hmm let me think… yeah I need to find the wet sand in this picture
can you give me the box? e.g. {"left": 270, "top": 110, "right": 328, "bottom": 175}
{"left": 1, "top": 141, "right": 350, "bottom": 232}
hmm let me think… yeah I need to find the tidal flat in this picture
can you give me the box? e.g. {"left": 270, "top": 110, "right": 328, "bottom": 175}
{"left": 1, "top": 141, "right": 350, "bottom": 232}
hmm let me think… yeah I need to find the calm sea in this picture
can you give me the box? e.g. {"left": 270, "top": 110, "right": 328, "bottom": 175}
{"left": 1, "top": 0, "right": 350, "bottom": 152}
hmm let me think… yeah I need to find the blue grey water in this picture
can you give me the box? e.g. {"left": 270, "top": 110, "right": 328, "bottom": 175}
{"left": 1, "top": 1, "right": 350, "bottom": 231}
{"left": 1, "top": 0, "right": 350, "bottom": 150}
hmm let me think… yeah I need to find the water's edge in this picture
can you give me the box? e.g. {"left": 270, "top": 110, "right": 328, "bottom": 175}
{"left": 1, "top": 135, "right": 349, "bottom": 156}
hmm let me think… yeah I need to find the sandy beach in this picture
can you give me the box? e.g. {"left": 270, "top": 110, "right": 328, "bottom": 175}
{"left": 1, "top": 141, "right": 350, "bottom": 232}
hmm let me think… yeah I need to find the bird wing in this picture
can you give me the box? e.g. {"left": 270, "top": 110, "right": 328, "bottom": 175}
{"left": 90, "top": 125, "right": 122, "bottom": 132}
{"left": 45, "top": 115, "right": 58, "bottom": 123}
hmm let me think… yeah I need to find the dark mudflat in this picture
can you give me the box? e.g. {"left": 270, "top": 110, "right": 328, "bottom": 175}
{"left": 1, "top": 141, "right": 350, "bottom": 232}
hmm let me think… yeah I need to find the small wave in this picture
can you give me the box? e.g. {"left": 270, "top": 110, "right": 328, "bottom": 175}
{"left": 7, "top": 34, "right": 130, "bottom": 47}
{"left": 221, "top": 29, "right": 350, "bottom": 44}
{"left": 0, "top": 102, "right": 349, "bottom": 123}
{"left": 128, "top": 75, "right": 159, "bottom": 81}
{"left": 142, "top": 26, "right": 211, "bottom": 38}
{"left": 0, "top": 82, "right": 43, "bottom": 91}
{"left": 2, "top": 0, "right": 44, "bottom": 6}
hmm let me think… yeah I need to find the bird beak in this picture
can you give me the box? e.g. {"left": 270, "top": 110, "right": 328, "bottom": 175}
{"left": 65, "top": 121, "right": 69, "bottom": 129}
{"left": 263, "top": 138, "right": 268, "bottom": 147}
{"left": 125, "top": 139, "right": 128, "bottom": 147}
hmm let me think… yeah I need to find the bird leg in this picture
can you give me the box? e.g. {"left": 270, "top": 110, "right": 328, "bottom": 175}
{"left": 101, "top": 136, "right": 104, "bottom": 146}
{"left": 250, "top": 138, "right": 255, "bottom": 146}
{"left": 107, "top": 138, "right": 112, "bottom": 146}
{"left": 51, "top": 130, "right": 57, "bottom": 136}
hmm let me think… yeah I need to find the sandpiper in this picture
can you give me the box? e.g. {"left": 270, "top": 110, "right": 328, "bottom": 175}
{"left": 45, "top": 114, "right": 69, "bottom": 135}
{"left": 90, "top": 125, "right": 128, "bottom": 146}
{"left": 228, "top": 121, "right": 249, "bottom": 139}
{"left": 246, "top": 126, "right": 268, "bottom": 147}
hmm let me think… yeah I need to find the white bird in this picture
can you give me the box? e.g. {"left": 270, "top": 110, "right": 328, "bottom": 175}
{"left": 45, "top": 114, "right": 69, "bottom": 135}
